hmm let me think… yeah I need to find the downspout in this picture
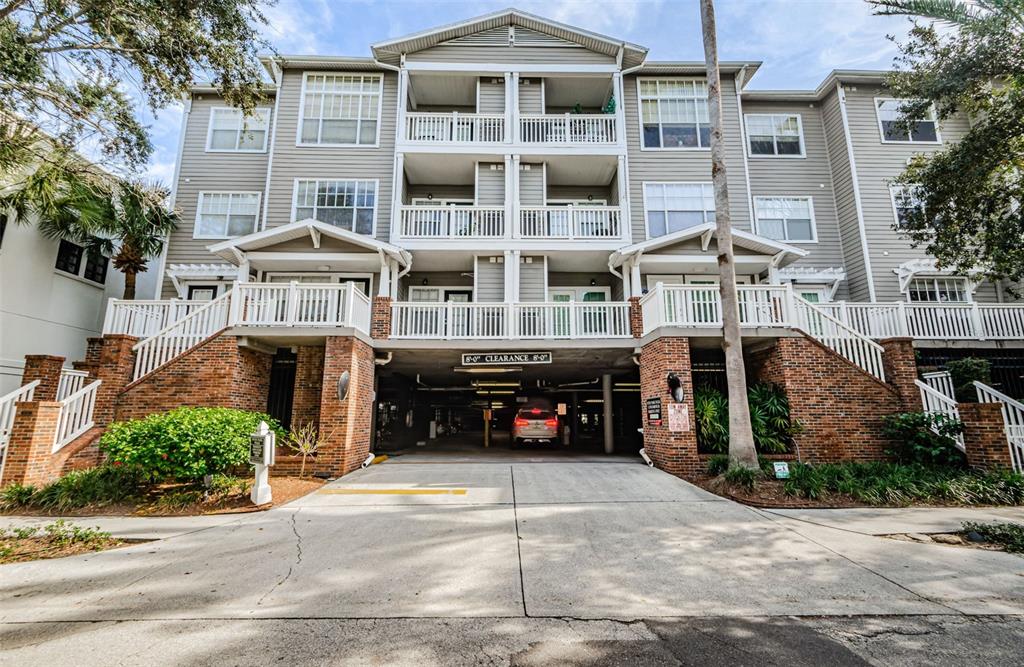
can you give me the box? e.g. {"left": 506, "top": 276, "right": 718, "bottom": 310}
{"left": 836, "top": 82, "right": 877, "bottom": 302}
{"left": 260, "top": 59, "right": 283, "bottom": 232}
{"left": 152, "top": 93, "right": 191, "bottom": 298}
{"left": 734, "top": 66, "right": 755, "bottom": 227}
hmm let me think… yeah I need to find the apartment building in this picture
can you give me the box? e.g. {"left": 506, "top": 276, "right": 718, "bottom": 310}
{"left": 5, "top": 10, "right": 1022, "bottom": 485}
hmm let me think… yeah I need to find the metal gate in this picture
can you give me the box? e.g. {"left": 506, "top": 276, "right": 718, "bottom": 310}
{"left": 266, "top": 348, "right": 297, "bottom": 431}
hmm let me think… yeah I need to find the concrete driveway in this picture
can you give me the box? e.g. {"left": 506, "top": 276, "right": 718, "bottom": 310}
{"left": 2, "top": 458, "right": 1024, "bottom": 664}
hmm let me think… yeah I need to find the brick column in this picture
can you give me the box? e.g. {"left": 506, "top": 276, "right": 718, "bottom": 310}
{"left": 21, "top": 355, "right": 65, "bottom": 401}
{"left": 292, "top": 345, "right": 325, "bottom": 429}
{"left": 317, "top": 336, "right": 376, "bottom": 477}
{"left": 629, "top": 296, "right": 644, "bottom": 338}
{"left": 371, "top": 296, "right": 392, "bottom": 339}
{"left": 639, "top": 336, "right": 700, "bottom": 477}
{"left": 0, "top": 401, "right": 62, "bottom": 486}
{"left": 959, "top": 402, "right": 1014, "bottom": 471}
{"left": 91, "top": 335, "right": 138, "bottom": 426}
{"left": 879, "top": 337, "right": 923, "bottom": 412}
{"left": 72, "top": 337, "right": 104, "bottom": 376}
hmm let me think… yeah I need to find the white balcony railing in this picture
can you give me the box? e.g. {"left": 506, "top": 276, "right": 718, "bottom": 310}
{"left": 816, "top": 302, "right": 1024, "bottom": 340}
{"left": 104, "top": 299, "right": 207, "bottom": 336}
{"left": 405, "top": 112, "right": 505, "bottom": 143}
{"left": 398, "top": 205, "right": 505, "bottom": 239}
{"left": 231, "top": 282, "right": 371, "bottom": 330}
{"left": 53, "top": 379, "right": 101, "bottom": 452}
{"left": 519, "top": 114, "right": 617, "bottom": 144}
{"left": 391, "top": 302, "right": 631, "bottom": 340}
{"left": 518, "top": 206, "right": 623, "bottom": 240}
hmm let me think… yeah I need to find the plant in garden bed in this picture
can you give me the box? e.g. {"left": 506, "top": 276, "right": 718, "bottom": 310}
{"left": 962, "top": 521, "right": 1024, "bottom": 554}
{"left": 0, "top": 464, "right": 148, "bottom": 512}
{"left": 1, "top": 520, "right": 121, "bottom": 564}
{"left": 695, "top": 383, "right": 801, "bottom": 455}
{"left": 285, "top": 422, "right": 331, "bottom": 477}
{"left": 100, "top": 407, "right": 284, "bottom": 482}
{"left": 882, "top": 411, "right": 965, "bottom": 467}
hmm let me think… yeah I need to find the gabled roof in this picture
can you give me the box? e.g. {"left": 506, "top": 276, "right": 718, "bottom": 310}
{"left": 207, "top": 219, "right": 412, "bottom": 267}
{"left": 610, "top": 222, "right": 808, "bottom": 267}
{"left": 371, "top": 8, "right": 648, "bottom": 69}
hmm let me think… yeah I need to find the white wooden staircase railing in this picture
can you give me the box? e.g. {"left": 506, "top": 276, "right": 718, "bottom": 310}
{"left": 790, "top": 294, "right": 887, "bottom": 382}
{"left": 0, "top": 380, "right": 40, "bottom": 480}
{"left": 915, "top": 377, "right": 965, "bottom": 452}
{"left": 132, "top": 289, "right": 233, "bottom": 381}
{"left": 974, "top": 381, "right": 1024, "bottom": 474}
{"left": 52, "top": 380, "right": 102, "bottom": 452}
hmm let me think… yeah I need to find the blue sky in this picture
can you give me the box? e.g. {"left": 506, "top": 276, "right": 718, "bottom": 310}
{"left": 143, "top": 0, "right": 918, "bottom": 183}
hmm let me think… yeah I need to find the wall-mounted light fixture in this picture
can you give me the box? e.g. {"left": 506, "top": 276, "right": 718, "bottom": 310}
{"left": 666, "top": 373, "right": 685, "bottom": 403}
{"left": 337, "top": 370, "right": 351, "bottom": 402}
{"left": 421, "top": 277, "right": 428, "bottom": 285}
{"left": 426, "top": 193, "right": 433, "bottom": 200}
{"left": 587, "top": 194, "right": 594, "bottom": 202}
{"left": 589, "top": 278, "right": 597, "bottom": 286}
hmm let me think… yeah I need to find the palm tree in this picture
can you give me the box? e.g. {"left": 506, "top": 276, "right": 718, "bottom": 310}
{"left": 1, "top": 156, "right": 177, "bottom": 299}
{"left": 870, "top": 0, "right": 1024, "bottom": 29}
{"left": 700, "top": 0, "right": 758, "bottom": 470}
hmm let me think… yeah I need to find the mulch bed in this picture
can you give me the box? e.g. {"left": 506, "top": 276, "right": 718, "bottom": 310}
{"left": 692, "top": 474, "right": 868, "bottom": 509}
{"left": 0, "top": 535, "right": 133, "bottom": 564}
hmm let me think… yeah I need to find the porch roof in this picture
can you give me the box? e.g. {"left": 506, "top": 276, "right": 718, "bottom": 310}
{"left": 206, "top": 219, "right": 412, "bottom": 269}
{"left": 609, "top": 223, "right": 808, "bottom": 269}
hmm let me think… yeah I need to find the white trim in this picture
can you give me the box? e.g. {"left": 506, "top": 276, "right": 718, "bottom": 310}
{"left": 547, "top": 285, "right": 611, "bottom": 301}
{"left": 640, "top": 181, "right": 714, "bottom": 239}
{"left": 193, "top": 191, "right": 263, "bottom": 240}
{"left": 402, "top": 62, "right": 619, "bottom": 74}
{"left": 904, "top": 276, "right": 972, "bottom": 304}
{"left": 635, "top": 77, "right": 712, "bottom": 152}
{"left": 752, "top": 195, "right": 818, "bottom": 243}
{"left": 546, "top": 198, "right": 609, "bottom": 205}
{"left": 837, "top": 83, "right": 876, "bottom": 302}
{"left": 410, "top": 197, "right": 474, "bottom": 205}
{"left": 264, "top": 271, "right": 375, "bottom": 297}
{"left": 290, "top": 178, "right": 381, "bottom": 238}
{"left": 734, "top": 69, "right": 756, "bottom": 227}
{"left": 153, "top": 95, "right": 190, "bottom": 298}
{"left": 296, "top": 71, "right": 384, "bottom": 148}
{"left": 888, "top": 183, "right": 923, "bottom": 229}
{"left": 408, "top": 285, "right": 475, "bottom": 302}
{"left": 260, "top": 64, "right": 282, "bottom": 231}
{"left": 874, "top": 97, "right": 942, "bottom": 145}
{"left": 204, "top": 106, "right": 271, "bottom": 153}
{"left": 743, "top": 112, "right": 806, "bottom": 158}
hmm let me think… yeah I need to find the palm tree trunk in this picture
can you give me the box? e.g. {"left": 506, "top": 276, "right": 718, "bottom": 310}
{"left": 122, "top": 270, "right": 137, "bottom": 300}
{"left": 700, "top": 0, "right": 758, "bottom": 470}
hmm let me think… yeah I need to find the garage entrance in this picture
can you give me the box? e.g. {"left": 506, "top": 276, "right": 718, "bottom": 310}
{"left": 374, "top": 347, "right": 642, "bottom": 458}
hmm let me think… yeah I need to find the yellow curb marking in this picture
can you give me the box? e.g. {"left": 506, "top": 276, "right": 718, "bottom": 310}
{"left": 317, "top": 488, "right": 468, "bottom": 496}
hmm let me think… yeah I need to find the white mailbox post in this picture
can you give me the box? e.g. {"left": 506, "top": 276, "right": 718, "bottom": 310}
{"left": 250, "top": 420, "right": 276, "bottom": 505}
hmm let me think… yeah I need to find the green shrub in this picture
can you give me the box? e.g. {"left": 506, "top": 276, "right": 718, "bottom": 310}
{"left": 783, "top": 462, "right": 1024, "bottom": 506}
{"left": 4, "top": 464, "right": 148, "bottom": 511}
{"left": 706, "top": 454, "right": 730, "bottom": 476}
{"left": 0, "top": 483, "right": 37, "bottom": 509}
{"left": 100, "top": 407, "right": 283, "bottom": 481}
{"left": 882, "top": 412, "right": 965, "bottom": 466}
{"left": 962, "top": 521, "right": 1024, "bottom": 553}
{"left": 694, "top": 383, "right": 800, "bottom": 454}
{"left": 723, "top": 465, "right": 762, "bottom": 492}
{"left": 946, "top": 358, "right": 992, "bottom": 402}
{"left": 695, "top": 387, "right": 729, "bottom": 453}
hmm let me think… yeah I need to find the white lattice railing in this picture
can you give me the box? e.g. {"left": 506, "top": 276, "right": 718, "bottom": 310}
{"left": 231, "top": 282, "right": 371, "bottom": 331}
{"left": 398, "top": 206, "right": 505, "bottom": 239}
{"left": 817, "top": 302, "right": 1024, "bottom": 341}
{"left": 390, "top": 302, "right": 632, "bottom": 340}
{"left": 405, "top": 112, "right": 505, "bottom": 143}
{"left": 975, "top": 381, "right": 1024, "bottom": 474}
{"left": 518, "top": 206, "right": 623, "bottom": 240}
{"left": 132, "top": 290, "right": 233, "bottom": 381}
{"left": 519, "top": 114, "right": 617, "bottom": 144}
{"left": 0, "top": 380, "right": 40, "bottom": 479}
{"left": 103, "top": 299, "right": 206, "bottom": 336}
{"left": 916, "top": 378, "right": 965, "bottom": 452}
{"left": 52, "top": 380, "right": 101, "bottom": 453}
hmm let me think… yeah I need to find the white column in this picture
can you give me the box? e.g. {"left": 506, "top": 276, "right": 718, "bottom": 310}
{"left": 391, "top": 152, "right": 405, "bottom": 244}
{"left": 504, "top": 72, "right": 513, "bottom": 144}
{"left": 511, "top": 154, "right": 521, "bottom": 239}
{"left": 237, "top": 257, "right": 251, "bottom": 283}
{"left": 621, "top": 266, "right": 631, "bottom": 300}
{"left": 612, "top": 72, "right": 627, "bottom": 145}
{"left": 511, "top": 72, "right": 520, "bottom": 144}
{"left": 397, "top": 69, "right": 409, "bottom": 141}
{"left": 504, "top": 154, "right": 514, "bottom": 238}
{"left": 630, "top": 259, "right": 642, "bottom": 298}
{"left": 378, "top": 254, "right": 391, "bottom": 297}
{"left": 389, "top": 260, "right": 400, "bottom": 300}
{"left": 615, "top": 155, "right": 628, "bottom": 241}
{"left": 602, "top": 374, "right": 614, "bottom": 454}
{"left": 503, "top": 250, "right": 516, "bottom": 303}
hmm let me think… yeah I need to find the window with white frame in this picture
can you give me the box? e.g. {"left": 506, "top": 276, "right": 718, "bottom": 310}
{"left": 907, "top": 277, "right": 969, "bottom": 303}
{"left": 293, "top": 179, "right": 376, "bottom": 234}
{"left": 643, "top": 183, "right": 714, "bottom": 237}
{"left": 206, "top": 107, "right": 270, "bottom": 151}
{"left": 876, "top": 98, "right": 939, "bottom": 143}
{"left": 745, "top": 114, "right": 803, "bottom": 156}
{"left": 300, "top": 74, "right": 382, "bottom": 145}
{"left": 753, "top": 197, "right": 816, "bottom": 242}
{"left": 194, "top": 192, "right": 260, "bottom": 238}
{"left": 639, "top": 78, "right": 710, "bottom": 149}
{"left": 889, "top": 184, "right": 925, "bottom": 228}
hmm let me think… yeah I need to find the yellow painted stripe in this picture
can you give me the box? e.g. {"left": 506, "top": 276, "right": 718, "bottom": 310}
{"left": 317, "top": 488, "right": 468, "bottom": 496}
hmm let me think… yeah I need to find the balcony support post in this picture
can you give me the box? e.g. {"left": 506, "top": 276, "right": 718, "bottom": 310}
{"left": 504, "top": 154, "right": 514, "bottom": 239}
{"left": 630, "top": 258, "right": 642, "bottom": 298}
{"left": 510, "top": 72, "right": 520, "bottom": 144}
{"left": 504, "top": 72, "right": 513, "bottom": 144}
{"left": 511, "top": 155, "right": 521, "bottom": 238}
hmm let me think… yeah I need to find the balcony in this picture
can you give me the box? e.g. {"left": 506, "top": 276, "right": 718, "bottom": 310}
{"left": 391, "top": 301, "right": 632, "bottom": 340}
{"left": 398, "top": 205, "right": 505, "bottom": 239}
{"left": 817, "top": 302, "right": 1024, "bottom": 341}
{"left": 405, "top": 112, "right": 505, "bottom": 144}
{"left": 395, "top": 204, "right": 625, "bottom": 242}
{"left": 519, "top": 206, "right": 622, "bottom": 240}
{"left": 519, "top": 114, "right": 617, "bottom": 145}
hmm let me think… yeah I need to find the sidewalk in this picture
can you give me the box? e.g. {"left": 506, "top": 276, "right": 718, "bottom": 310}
{"left": 0, "top": 512, "right": 253, "bottom": 540}
{"left": 760, "top": 506, "right": 1024, "bottom": 535}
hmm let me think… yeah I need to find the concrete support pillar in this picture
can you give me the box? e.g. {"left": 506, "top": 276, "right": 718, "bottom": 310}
{"left": 879, "top": 337, "right": 923, "bottom": 412}
{"left": 602, "top": 374, "right": 614, "bottom": 454}
{"left": 639, "top": 336, "right": 700, "bottom": 477}
{"left": 317, "top": 336, "right": 376, "bottom": 477}
{"left": 0, "top": 401, "right": 62, "bottom": 486}
{"left": 960, "top": 402, "right": 1014, "bottom": 471}
{"left": 21, "top": 355, "right": 65, "bottom": 401}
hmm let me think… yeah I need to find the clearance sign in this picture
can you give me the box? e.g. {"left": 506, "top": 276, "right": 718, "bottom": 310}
{"left": 461, "top": 352, "right": 552, "bottom": 366}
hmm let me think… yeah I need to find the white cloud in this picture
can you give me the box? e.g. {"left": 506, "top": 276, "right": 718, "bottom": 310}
{"left": 522, "top": 0, "right": 657, "bottom": 34}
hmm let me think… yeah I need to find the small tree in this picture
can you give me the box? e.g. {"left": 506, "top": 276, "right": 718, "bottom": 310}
{"left": 286, "top": 422, "right": 329, "bottom": 477}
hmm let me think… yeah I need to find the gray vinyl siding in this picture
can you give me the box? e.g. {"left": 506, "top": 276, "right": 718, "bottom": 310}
{"left": 743, "top": 100, "right": 847, "bottom": 297}
{"left": 405, "top": 184, "right": 474, "bottom": 203}
{"left": 519, "top": 257, "right": 546, "bottom": 301}
{"left": 518, "top": 79, "right": 543, "bottom": 113}
{"left": 475, "top": 256, "right": 505, "bottom": 302}
{"left": 476, "top": 163, "right": 505, "bottom": 205}
{"left": 264, "top": 68, "right": 397, "bottom": 243}
{"left": 546, "top": 185, "right": 614, "bottom": 203}
{"left": 842, "top": 84, "right": 977, "bottom": 302}
{"left": 406, "top": 45, "right": 614, "bottom": 65}
{"left": 477, "top": 78, "right": 505, "bottom": 113}
{"left": 163, "top": 93, "right": 272, "bottom": 297}
{"left": 623, "top": 73, "right": 751, "bottom": 242}
{"left": 518, "top": 164, "right": 544, "bottom": 205}
{"left": 400, "top": 271, "right": 474, "bottom": 298}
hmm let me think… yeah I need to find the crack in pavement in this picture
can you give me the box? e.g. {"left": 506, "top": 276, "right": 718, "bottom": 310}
{"left": 256, "top": 509, "right": 304, "bottom": 607}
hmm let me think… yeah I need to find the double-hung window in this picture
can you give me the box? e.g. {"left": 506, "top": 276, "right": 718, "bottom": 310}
{"left": 55, "top": 239, "right": 108, "bottom": 285}
{"left": 194, "top": 192, "right": 261, "bottom": 239}
{"left": 889, "top": 184, "right": 925, "bottom": 228}
{"left": 876, "top": 98, "right": 940, "bottom": 143}
{"left": 907, "top": 277, "right": 969, "bottom": 303}
{"left": 300, "top": 74, "right": 382, "bottom": 146}
{"left": 293, "top": 179, "right": 377, "bottom": 235}
{"left": 753, "top": 197, "right": 816, "bottom": 242}
{"left": 639, "top": 78, "right": 710, "bottom": 149}
{"left": 206, "top": 107, "right": 270, "bottom": 152}
{"left": 745, "top": 114, "right": 804, "bottom": 156}
{"left": 643, "top": 183, "right": 714, "bottom": 238}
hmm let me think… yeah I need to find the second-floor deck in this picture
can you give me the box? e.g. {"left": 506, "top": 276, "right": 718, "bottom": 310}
{"left": 404, "top": 112, "right": 618, "bottom": 146}
{"left": 396, "top": 204, "right": 624, "bottom": 241}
